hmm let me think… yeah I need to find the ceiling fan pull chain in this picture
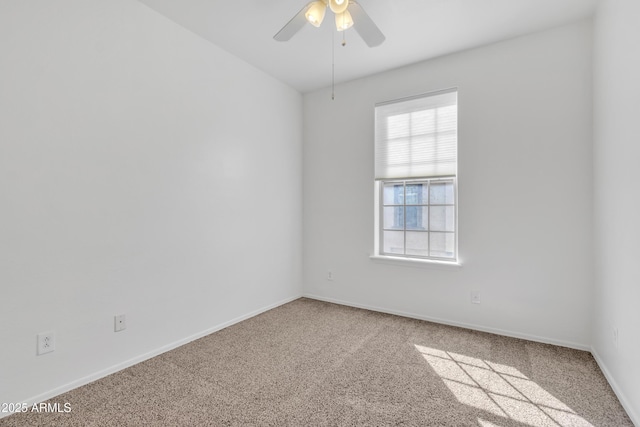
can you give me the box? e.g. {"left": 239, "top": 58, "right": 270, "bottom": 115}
{"left": 332, "top": 28, "right": 335, "bottom": 100}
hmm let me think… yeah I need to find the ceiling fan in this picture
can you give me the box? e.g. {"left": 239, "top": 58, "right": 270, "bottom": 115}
{"left": 274, "top": 0, "right": 385, "bottom": 47}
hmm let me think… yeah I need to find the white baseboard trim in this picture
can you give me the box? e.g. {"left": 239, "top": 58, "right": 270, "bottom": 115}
{"left": 0, "top": 294, "right": 301, "bottom": 420}
{"left": 591, "top": 348, "right": 639, "bottom": 427}
{"left": 302, "top": 293, "right": 591, "bottom": 351}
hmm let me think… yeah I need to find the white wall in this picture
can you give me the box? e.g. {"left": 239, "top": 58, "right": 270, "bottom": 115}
{"left": 593, "top": 0, "right": 640, "bottom": 423}
{"left": 303, "top": 21, "right": 593, "bottom": 349}
{"left": 0, "top": 0, "right": 302, "bottom": 407}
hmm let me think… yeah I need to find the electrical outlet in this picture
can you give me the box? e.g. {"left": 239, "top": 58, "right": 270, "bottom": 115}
{"left": 471, "top": 291, "right": 481, "bottom": 304}
{"left": 327, "top": 271, "right": 333, "bottom": 281}
{"left": 114, "top": 314, "right": 126, "bottom": 332}
{"left": 37, "top": 331, "right": 55, "bottom": 355}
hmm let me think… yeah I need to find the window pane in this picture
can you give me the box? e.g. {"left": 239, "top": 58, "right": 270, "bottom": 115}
{"left": 406, "top": 206, "right": 428, "bottom": 230}
{"left": 429, "top": 206, "right": 455, "bottom": 232}
{"left": 430, "top": 181, "right": 455, "bottom": 205}
{"left": 379, "top": 176, "right": 456, "bottom": 261}
{"left": 383, "top": 207, "right": 404, "bottom": 230}
{"left": 406, "top": 231, "right": 428, "bottom": 256}
{"left": 430, "top": 232, "right": 455, "bottom": 258}
{"left": 405, "top": 182, "right": 428, "bottom": 205}
{"left": 383, "top": 183, "right": 404, "bottom": 205}
{"left": 383, "top": 231, "right": 404, "bottom": 255}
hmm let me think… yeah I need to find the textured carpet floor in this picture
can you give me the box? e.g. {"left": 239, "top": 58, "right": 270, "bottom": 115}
{"left": 1, "top": 298, "right": 633, "bottom": 426}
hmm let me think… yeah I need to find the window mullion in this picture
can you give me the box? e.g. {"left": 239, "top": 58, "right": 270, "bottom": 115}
{"left": 427, "top": 180, "right": 431, "bottom": 257}
{"left": 403, "top": 181, "right": 407, "bottom": 256}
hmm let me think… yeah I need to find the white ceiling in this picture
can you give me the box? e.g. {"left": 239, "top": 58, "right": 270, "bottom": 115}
{"left": 136, "top": 0, "right": 597, "bottom": 93}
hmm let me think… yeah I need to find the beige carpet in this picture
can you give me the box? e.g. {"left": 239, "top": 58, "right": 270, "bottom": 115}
{"left": 1, "top": 298, "right": 633, "bottom": 426}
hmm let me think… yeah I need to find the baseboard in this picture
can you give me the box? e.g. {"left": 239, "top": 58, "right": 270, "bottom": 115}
{"left": 0, "top": 294, "right": 302, "bottom": 420}
{"left": 591, "top": 348, "right": 639, "bottom": 426}
{"left": 302, "top": 293, "right": 591, "bottom": 351}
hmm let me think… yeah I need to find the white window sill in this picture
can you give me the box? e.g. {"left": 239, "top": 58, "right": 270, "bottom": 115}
{"left": 369, "top": 255, "right": 462, "bottom": 270}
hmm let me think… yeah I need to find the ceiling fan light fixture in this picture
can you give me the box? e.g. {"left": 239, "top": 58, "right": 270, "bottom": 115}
{"left": 329, "top": 0, "right": 349, "bottom": 14}
{"left": 305, "top": 1, "right": 327, "bottom": 28}
{"left": 335, "top": 10, "right": 353, "bottom": 31}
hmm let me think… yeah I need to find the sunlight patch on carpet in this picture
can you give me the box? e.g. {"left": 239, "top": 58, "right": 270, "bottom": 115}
{"left": 414, "top": 344, "right": 594, "bottom": 427}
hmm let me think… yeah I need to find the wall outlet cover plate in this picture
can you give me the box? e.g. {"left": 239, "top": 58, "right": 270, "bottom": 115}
{"left": 37, "top": 331, "right": 56, "bottom": 355}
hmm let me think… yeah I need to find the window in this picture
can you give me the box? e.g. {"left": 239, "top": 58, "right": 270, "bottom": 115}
{"left": 375, "top": 89, "right": 458, "bottom": 262}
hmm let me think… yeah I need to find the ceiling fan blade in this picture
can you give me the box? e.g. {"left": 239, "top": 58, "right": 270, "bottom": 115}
{"left": 349, "top": 1, "right": 385, "bottom": 47}
{"left": 274, "top": 2, "right": 313, "bottom": 42}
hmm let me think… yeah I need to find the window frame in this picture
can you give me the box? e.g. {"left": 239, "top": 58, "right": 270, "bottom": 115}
{"left": 373, "top": 88, "right": 459, "bottom": 265}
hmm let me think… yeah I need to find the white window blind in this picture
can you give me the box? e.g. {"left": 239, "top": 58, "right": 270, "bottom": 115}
{"left": 375, "top": 89, "right": 457, "bottom": 180}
